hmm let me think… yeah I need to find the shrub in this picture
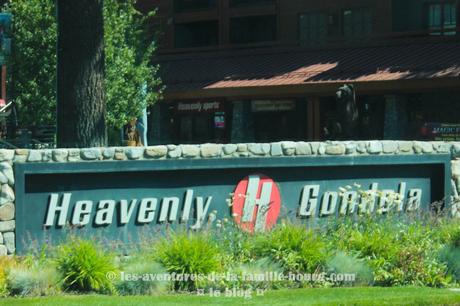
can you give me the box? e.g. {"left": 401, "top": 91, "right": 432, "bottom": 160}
{"left": 116, "top": 259, "right": 167, "bottom": 295}
{"left": 212, "top": 221, "right": 256, "bottom": 266}
{"left": 326, "top": 251, "right": 373, "bottom": 286}
{"left": 7, "top": 266, "right": 60, "bottom": 296}
{"left": 330, "top": 218, "right": 451, "bottom": 287}
{"left": 253, "top": 223, "right": 327, "bottom": 274}
{"left": 56, "top": 238, "right": 116, "bottom": 294}
{"left": 154, "top": 231, "right": 223, "bottom": 292}
{"left": 440, "top": 246, "right": 460, "bottom": 282}
{"left": 0, "top": 256, "right": 18, "bottom": 297}
{"left": 221, "top": 257, "right": 286, "bottom": 290}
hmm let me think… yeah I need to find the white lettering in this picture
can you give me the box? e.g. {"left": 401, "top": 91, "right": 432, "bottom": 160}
{"left": 138, "top": 198, "right": 158, "bottom": 223}
{"left": 45, "top": 193, "right": 71, "bottom": 227}
{"left": 95, "top": 200, "right": 116, "bottom": 225}
{"left": 299, "top": 185, "right": 319, "bottom": 217}
{"left": 72, "top": 200, "right": 93, "bottom": 226}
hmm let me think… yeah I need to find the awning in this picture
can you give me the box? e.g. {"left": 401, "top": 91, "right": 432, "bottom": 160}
{"left": 157, "top": 38, "right": 460, "bottom": 99}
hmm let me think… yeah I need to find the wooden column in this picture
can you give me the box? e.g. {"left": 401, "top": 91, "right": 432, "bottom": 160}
{"left": 307, "top": 97, "right": 321, "bottom": 141}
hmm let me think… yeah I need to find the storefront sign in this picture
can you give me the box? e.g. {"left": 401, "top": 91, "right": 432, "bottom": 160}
{"left": 421, "top": 123, "right": 460, "bottom": 141}
{"left": 14, "top": 155, "right": 450, "bottom": 253}
{"left": 251, "top": 100, "right": 296, "bottom": 112}
{"left": 176, "top": 101, "right": 222, "bottom": 113}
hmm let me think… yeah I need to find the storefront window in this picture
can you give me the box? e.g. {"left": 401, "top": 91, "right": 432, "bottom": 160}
{"left": 407, "top": 93, "right": 460, "bottom": 140}
{"left": 251, "top": 100, "right": 307, "bottom": 142}
{"left": 320, "top": 96, "right": 384, "bottom": 140}
{"left": 173, "top": 101, "right": 230, "bottom": 143}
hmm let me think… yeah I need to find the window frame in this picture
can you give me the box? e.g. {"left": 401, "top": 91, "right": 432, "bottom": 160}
{"left": 229, "top": 14, "right": 278, "bottom": 45}
{"left": 298, "top": 11, "right": 329, "bottom": 45}
{"left": 341, "top": 7, "right": 373, "bottom": 39}
{"left": 173, "top": 0, "right": 217, "bottom": 13}
{"left": 424, "top": 1, "right": 458, "bottom": 35}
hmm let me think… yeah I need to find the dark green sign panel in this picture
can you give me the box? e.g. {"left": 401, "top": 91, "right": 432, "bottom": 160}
{"left": 14, "top": 155, "right": 451, "bottom": 254}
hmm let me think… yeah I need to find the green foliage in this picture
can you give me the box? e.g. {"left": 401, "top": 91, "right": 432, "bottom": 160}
{"left": 440, "top": 246, "right": 460, "bottom": 282}
{"left": 4, "top": 0, "right": 57, "bottom": 126}
{"left": 221, "top": 257, "right": 286, "bottom": 290}
{"left": 212, "top": 221, "right": 256, "bottom": 265}
{"left": 0, "top": 256, "right": 18, "bottom": 297}
{"left": 104, "top": 0, "right": 162, "bottom": 129}
{"left": 328, "top": 217, "right": 451, "bottom": 287}
{"left": 326, "top": 251, "right": 373, "bottom": 286}
{"left": 154, "top": 231, "right": 223, "bottom": 291}
{"left": 3, "top": 0, "right": 161, "bottom": 129}
{"left": 116, "top": 260, "right": 167, "bottom": 295}
{"left": 7, "top": 266, "right": 60, "bottom": 297}
{"left": 253, "top": 223, "right": 327, "bottom": 274}
{"left": 56, "top": 238, "right": 116, "bottom": 294}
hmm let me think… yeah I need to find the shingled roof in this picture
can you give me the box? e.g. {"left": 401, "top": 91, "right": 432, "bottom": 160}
{"left": 158, "top": 38, "right": 460, "bottom": 98}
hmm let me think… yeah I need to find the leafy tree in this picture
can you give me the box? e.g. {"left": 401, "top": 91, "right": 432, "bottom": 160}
{"left": 4, "top": 0, "right": 56, "bottom": 127}
{"left": 104, "top": 0, "right": 162, "bottom": 129}
{"left": 3, "top": 0, "right": 161, "bottom": 131}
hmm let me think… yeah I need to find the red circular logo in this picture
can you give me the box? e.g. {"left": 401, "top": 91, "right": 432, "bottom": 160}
{"left": 232, "top": 174, "right": 281, "bottom": 232}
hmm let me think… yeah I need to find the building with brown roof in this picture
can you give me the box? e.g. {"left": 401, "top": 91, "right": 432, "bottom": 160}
{"left": 139, "top": 0, "right": 460, "bottom": 144}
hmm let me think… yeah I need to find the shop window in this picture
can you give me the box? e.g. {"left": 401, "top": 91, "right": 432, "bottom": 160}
{"left": 229, "top": 0, "right": 274, "bottom": 7}
{"left": 230, "top": 15, "right": 277, "bottom": 44}
{"left": 320, "top": 96, "right": 384, "bottom": 140}
{"left": 175, "top": 20, "right": 219, "bottom": 48}
{"left": 342, "top": 8, "right": 372, "bottom": 39}
{"left": 251, "top": 100, "right": 307, "bottom": 142}
{"left": 407, "top": 93, "right": 460, "bottom": 140}
{"left": 426, "top": 3, "right": 457, "bottom": 35}
{"left": 174, "top": 102, "right": 229, "bottom": 143}
{"left": 174, "top": 0, "right": 217, "bottom": 13}
{"left": 299, "top": 12, "right": 328, "bottom": 45}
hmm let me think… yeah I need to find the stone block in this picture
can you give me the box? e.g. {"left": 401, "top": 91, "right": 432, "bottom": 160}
{"left": 0, "top": 203, "right": 14, "bottom": 221}
{"left": 248, "top": 143, "right": 270, "bottom": 156}
{"left": 281, "top": 141, "right": 296, "bottom": 156}
{"left": 367, "top": 141, "right": 382, "bottom": 154}
{"left": 3, "top": 232, "right": 14, "bottom": 254}
{"left": 81, "top": 148, "right": 102, "bottom": 160}
{"left": 223, "top": 144, "right": 238, "bottom": 155}
{"left": 270, "top": 143, "right": 283, "bottom": 156}
{"left": 181, "top": 145, "right": 200, "bottom": 158}
{"left": 102, "top": 148, "right": 115, "bottom": 159}
{"left": 201, "top": 144, "right": 222, "bottom": 158}
{"left": 145, "top": 146, "right": 167, "bottom": 158}
{"left": 296, "top": 142, "right": 312, "bottom": 156}
{"left": 0, "top": 185, "right": 14, "bottom": 204}
{"left": 0, "top": 220, "right": 14, "bottom": 232}
{"left": 0, "top": 150, "right": 14, "bottom": 161}
{"left": 27, "top": 150, "right": 42, "bottom": 162}
{"left": 52, "top": 149, "right": 69, "bottom": 162}
{"left": 168, "top": 146, "right": 182, "bottom": 159}
{"left": 382, "top": 141, "right": 398, "bottom": 154}
{"left": 325, "top": 144, "right": 346, "bottom": 155}
{"left": 0, "top": 162, "right": 13, "bottom": 185}
{"left": 126, "top": 148, "right": 144, "bottom": 160}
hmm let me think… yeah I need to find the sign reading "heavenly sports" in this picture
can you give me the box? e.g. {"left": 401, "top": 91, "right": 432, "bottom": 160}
{"left": 14, "top": 155, "right": 451, "bottom": 254}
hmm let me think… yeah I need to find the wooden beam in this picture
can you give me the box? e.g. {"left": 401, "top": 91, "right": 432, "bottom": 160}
{"left": 163, "top": 78, "right": 460, "bottom": 101}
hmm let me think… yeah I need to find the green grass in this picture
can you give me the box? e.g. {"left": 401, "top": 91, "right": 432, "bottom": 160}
{"left": 3, "top": 287, "right": 460, "bottom": 306}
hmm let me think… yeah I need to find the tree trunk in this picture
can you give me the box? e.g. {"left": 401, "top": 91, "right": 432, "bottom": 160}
{"left": 57, "top": 0, "right": 107, "bottom": 148}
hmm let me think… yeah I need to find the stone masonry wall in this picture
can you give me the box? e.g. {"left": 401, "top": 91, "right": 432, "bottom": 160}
{"left": 1, "top": 140, "right": 460, "bottom": 255}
